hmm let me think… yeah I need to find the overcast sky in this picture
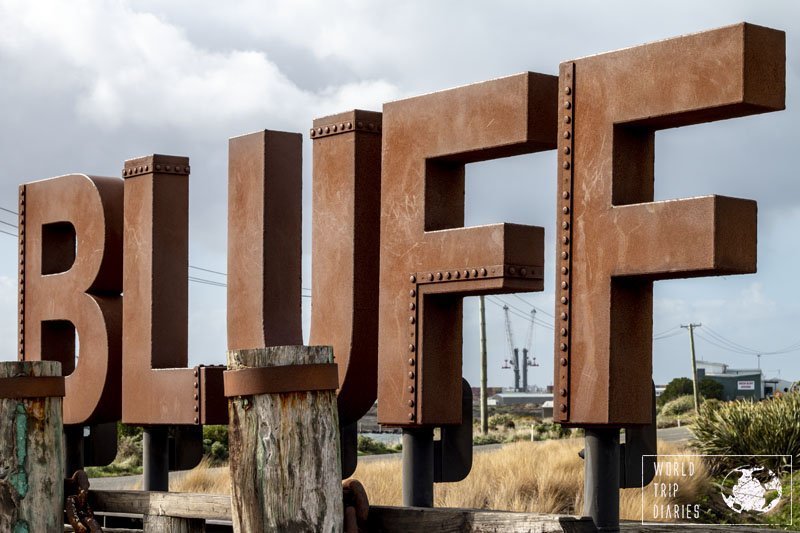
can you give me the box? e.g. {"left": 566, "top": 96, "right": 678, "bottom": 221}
{"left": 0, "top": 1, "right": 798, "bottom": 392}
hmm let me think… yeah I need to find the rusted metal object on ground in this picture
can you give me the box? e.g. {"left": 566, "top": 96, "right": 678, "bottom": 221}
{"left": 309, "top": 110, "right": 383, "bottom": 427}
{"left": 555, "top": 23, "right": 785, "bottom": 427}
{"left": 227, "top": 130, "right": 303, "bottom": 350}
{"left": 377, "top": 72, "right": 557, "bottom": 427}
{"left": 65, "top": 470, "right": 103, "bottom": 533}
{"left": 122, "top": 155, "right": 226, "bottom": 426}
{"left": 19, "top": 174, "right": 123, "bottom": 425}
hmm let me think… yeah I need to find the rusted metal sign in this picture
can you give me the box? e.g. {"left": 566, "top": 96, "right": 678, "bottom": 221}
{"left": 19, "top": 174, "right": 123, "bottom": 425}
{"left": 122, "top": 155, "right": 226, "bottom": 425}
{"left": 556, "top": 23, "right": 785, "bottom": 426}
{"left": 377, "top": 73, "right": 557, "bottom": 426}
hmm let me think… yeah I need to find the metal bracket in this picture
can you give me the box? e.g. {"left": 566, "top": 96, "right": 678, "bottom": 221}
{"left": 433, "top": 378, "right": 473, "bottom": 483}
{"left": 340, "top": 420, "right": 358, "bottom": 480}
{"left": 556, "top": 61, "right": 574, "bottom": 423}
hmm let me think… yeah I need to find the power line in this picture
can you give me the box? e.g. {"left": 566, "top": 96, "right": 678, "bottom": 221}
{"left": 189, "top": 265, "right": 227, "bottom": 277}
{"left": 0, "top": 206, "right": 18, "bottom": 216}
{"left": 0, "top": 229, "right": 17, "bottom": 238}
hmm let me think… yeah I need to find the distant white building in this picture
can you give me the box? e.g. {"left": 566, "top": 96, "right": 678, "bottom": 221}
{"left": 487, "top": 391, "right": 553, "bottom": 406}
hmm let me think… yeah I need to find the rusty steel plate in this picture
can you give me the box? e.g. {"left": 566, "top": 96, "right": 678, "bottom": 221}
{"left": 377, "top": 72, "right": 558, "bottom": 427}
{"left": 20, "top": 174, "right": 123, "bottom": 425}
{"left": 556, "top": 23, "right": 785, "bottom": 426}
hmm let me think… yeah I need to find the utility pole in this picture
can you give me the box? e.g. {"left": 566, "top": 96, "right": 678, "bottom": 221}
{"left": 478, "top": 296, "right": 488, "bottom": 435}
{"left": 512, "top": 348, "right": 520, "bottom": 392}
{"left": 681, "top": 323, "right": 702, "bottom": 413}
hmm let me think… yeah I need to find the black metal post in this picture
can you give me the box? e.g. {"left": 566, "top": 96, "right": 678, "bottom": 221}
{"left": 584, "top": 428, "right": 620, "bottom": 531}
{"left": 143, "top": 426, "right": 169, "bottom": 491}
{"left": 402, "top": 427, "right": 434, "bottom": 507}
{"left": 64, "top": 425, "right": 84, "bottom": 477}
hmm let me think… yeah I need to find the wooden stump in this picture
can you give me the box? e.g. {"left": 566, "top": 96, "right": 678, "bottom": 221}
{"left": 227, "top": 346, "right": 342, "bottom": 532}
{"left": 0, "top": 361, "right": 64, "bottom": 533}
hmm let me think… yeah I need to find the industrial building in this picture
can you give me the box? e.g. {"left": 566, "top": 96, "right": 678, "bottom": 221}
{"left": 697, "top": 360, "right": 793, "bottom": 401}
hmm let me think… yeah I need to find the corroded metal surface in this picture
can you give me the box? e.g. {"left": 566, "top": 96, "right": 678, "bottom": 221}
{"left": 227, "top": 130, "right": 303, "bottom": 350}
{"left": 122, "top": 154, "right": 225, "bottom": 425}
{"left": 310, "top": 110, "right": 382, "bottom": 426}
{"left": 20, "top": 174, "right": 123, "bottom": 425}
{"left": 378, "top": 73, "right": 557, "bottom": 426}
{"left": 223, "top": 363, "right": 339, "bottom": 396}
{"left": 557, "top": 23, "right": 785, "bottom": 426}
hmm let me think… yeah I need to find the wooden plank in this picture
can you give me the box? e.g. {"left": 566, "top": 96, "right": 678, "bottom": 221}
{"left": 227, "top": 346, "right": 342, "bottom": 532}
{"left": 89, "top": 490, "right": 232, "bottom": 520}
{"left": 0, "top": 361, "right": 64, "bottom": 533}
{"left": 143, "top": 515, "right": 205, "bottom": 533}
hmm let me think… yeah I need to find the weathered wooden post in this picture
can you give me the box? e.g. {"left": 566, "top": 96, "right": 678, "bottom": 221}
{"left": 225, "top": 346, "right": 342, "bottom": 532}
{"left": 0, "top": 360, "right": 64, "bottom": 533}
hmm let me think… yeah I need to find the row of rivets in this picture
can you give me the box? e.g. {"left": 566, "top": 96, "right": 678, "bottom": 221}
{"left": 415, "top": 265, "right": 542, "bottom": 285}
{"left": 557, "top": 62, "right": 575, "bottom": 419}
{"left": 408, "top": 276, "right": 418, "bottom": 421}
{"left": 310, "top": 120, "right": 381, "bottom": 139}
{"left": 122, "top": 164, "right": 190, "bottom": 177}
{"left": 18, "top": 185, "right": 25, "bottom": 356}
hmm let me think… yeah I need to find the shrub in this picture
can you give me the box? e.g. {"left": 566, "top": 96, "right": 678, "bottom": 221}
{"left": 693, "top": 392, "right": 800, "bottom": 473}
{"left": 488, "top": 413, "right": 516, "bottom": 430}
{"left": 660, "top": 394, "right": 696, "bottom": 417}
{"left": 699, "top": 378, "right": 724, "bottom": 400}
{"left": 473, "top": 433, "right": 504, "bottom": 445}
{"left": 658, "top": 377, "right": 693, "bottom": 406}
{"left": 357, "top": 435, "right": 397, "bottom": 455}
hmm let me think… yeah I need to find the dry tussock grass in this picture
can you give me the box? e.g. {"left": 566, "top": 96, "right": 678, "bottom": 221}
{"left": 168, "top": 439, "right": 709, "bottom": 521}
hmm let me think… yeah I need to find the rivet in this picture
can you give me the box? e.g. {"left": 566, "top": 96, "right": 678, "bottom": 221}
{"left": 409, "top": 344, "right": 415, "bottom": 352}
{"left": 410, "top": 275, "right": 416, "bottom": 283}
{"left": 563, "top": 162, "right": 571, "bottom": 170}
{"left": 368, "top": 123, "right": 375, "bottom": 130}
{"left": 561, "top": 251, "right": 569, "bottom": 260}
{"left": 193, "top": 393, "right": 198, "bottom": 400}
{"left": 145, "top": 165, "right": 150, "bottom": 172}
{"left": 520, "top": 268, "right": 527, "bottom": 276}
{"left": 409, "top": 316, "right": 416, "bottom": 324}
{"left": 122, "top": 169, "right": 128, "bottom": 176}
{"left": 409, "top": 289, "right": 416, "bottom": 297}
{"left": 561, "top": 312, "right": 568, "bottom": 320}
{"left": 560, "top": 404, "right": 567, "bottom": 413}
{"left": 471, "top": 269, "right": 478, "bottom": 277}
{"left": 562, "top": 221, "right": 569, "bottom": 230}
{"left": 408, "top": 400, "right": 415, "bottom": 407}
{"left": 310, "top": 129, "right": 316, "bottom": 137}
{"left": 565, "top": 86, "right": 571, "bottom": 95}
{"left": 564, "top": 101, "right": 571, "bottom": 109}
{"left": 408, "top": 385, "right": 415, "bottom": 393}
{"left": 480, "top": 268, "right": 487, "bottom": 276}
{"left": 408, "top": 371, "right": 415, "bottom": 379}
{"left": 165, "top": 165, "right": 172, "bottom": 171}
{"left": 561, "top": 267, "right": 568, "bottom": 275}
{"left": 463, "top": 270, "right": 469, "bottom": 278}
{"left": 509, "top": 267, "right": 516, "bottom": 275}
{"left": 560, "top": 388, "right": 567, "bottom": 397}
{"left": 193, "top": 369, "right": 198, "bottom": 377}
{"left": 185, "top": 166, "right": 190, "bottom": 173}
{"left": 454, "top": 271, "right": 460, "bottom": 279}
{"left": 445, "top": 272, "right": 451, "bottom": 280}
{"left": 561, "top": 281, "right": 568, "bottom": 289}
{"left": 325, "top": 126, "right": 330, "bottom": 133}
{"left": 408, "top": 358, "right": 415, "bottom": 366}
{"left": 562, "top": 236, "right": 569, "bottom": 244}
{"left": 357, "top": 121, "right": 364, "bottom": 128}
{"left": 563, "top": 131, "right": 571, "bottom": 139}
{"left": 409, "top": 302, "right": 416, "bottom": 311}
{"left": 563, "top": 206, "right": 570, "bottom": 214}
{"left": 560, "top": 343, "right": 568, "bottom": 351}
{"left": 317, "top": 128, "right": 323, "bottom": 134}
{"left": 565, "top": 116, "right": 571, "bottom": 124}
{"left": 561, "top": 296, "right": 568, "bottom": 304}
{"left": 194, "top": 405, "right": 198, "bottom": 412}
{"left": 560, "top": 357, "right": 567, "bottom": 366}
{"left": 156, "top": 164, "right": 162, "bottom": 171}
{"left": 346, "top": 122, "right": 353, "bottom": 129}
{"left": 194, "top": 417, "right": 199, "bottom": 424}
{"left": 427, "top": 273, "right": 434, "bottom": 281}
{"left": 408, "top": 412, "right": 415, "bottom": 420}
{"left": 436, "top": 272, "right": 443, "bottom": 280}
{"left": 564, "top": 146, "right": 571, "bottom": 155}
{"left": 563, "top": 191, "right": 570, "bottom": 199}
{"left": 560, "top": 328, "right": 567, "bottom": 336}
{"left": 332, "top": 125, "right": 338, "bottom": 132}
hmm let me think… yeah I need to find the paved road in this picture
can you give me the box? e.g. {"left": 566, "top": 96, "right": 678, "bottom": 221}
{"left": 657, "top": 425, "right": 693, "bottom": 443}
